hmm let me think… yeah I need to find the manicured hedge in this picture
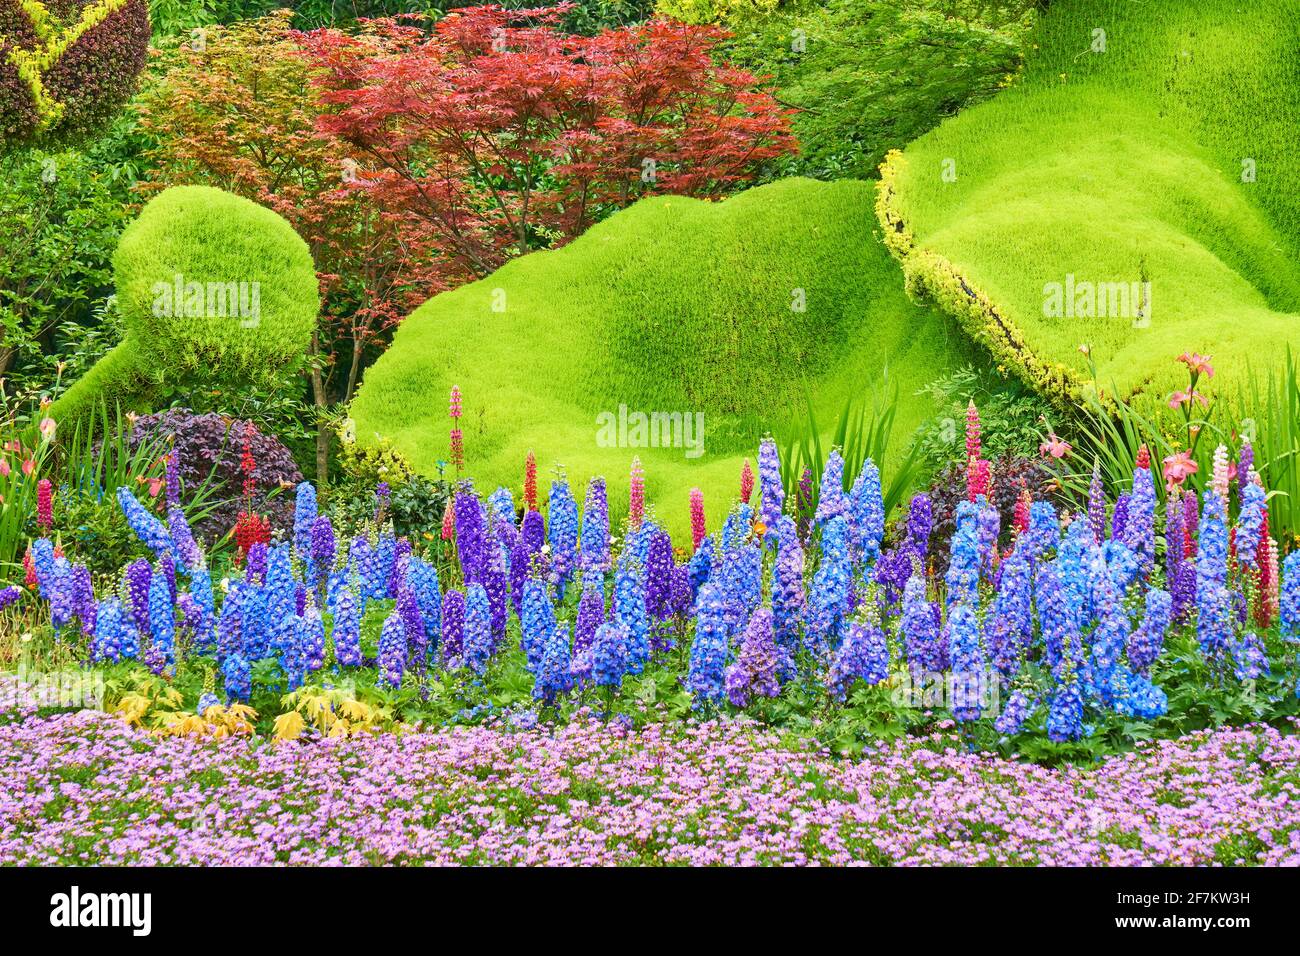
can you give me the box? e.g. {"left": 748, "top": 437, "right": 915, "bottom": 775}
{"left": 51, "top": 185, "right": 319, "bottom": 427}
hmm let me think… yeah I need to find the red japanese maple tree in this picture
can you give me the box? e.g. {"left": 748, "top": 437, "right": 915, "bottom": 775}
{"left": 300, "top": 4, "right": 797, "bottom": 280}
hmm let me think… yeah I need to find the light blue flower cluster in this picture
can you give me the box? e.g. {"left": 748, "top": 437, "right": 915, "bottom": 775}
{"left": 377, "top": 612, "right": 407, "bottom": 689}
{"left": 687, "top": 582, "right": 730, "bottom": 705}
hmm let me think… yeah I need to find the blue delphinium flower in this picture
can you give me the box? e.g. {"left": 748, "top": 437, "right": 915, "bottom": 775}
{"left": 976, "top": 497, "right": 1000, "bottom": 576}
{"left": 240, "top": 580, "right": 270, "bottom": 660}
{"left": 1236, "top": 477, "right": 1266, "bottom": 568}
{"left": 826, "top": 618, "right": 889, "bottom": 702}
{"left": 90, "top": 597, "right": 128, "bottom": 663}
{"left": 814, "top": 450, "right": 847, "bottom": 526}
{"left": 409, "top": 557, "right": 441, "bottom": 650}
{"left": 687, "top": 536, "right": 714, "bottom": 599}
{"left": 547, "top": 479, "right": 579, "bottom": 598}
{"left": 265, "top": 543, "right": 297, "bottom": 655}
{"left": 993, "top": 690, "right": 1033, "bottom": 736}
{"left": 724, "top": 608, "right": 782, "bottom": 708}
{"left": 534, "top": 623, "right": 573, "bottom": 704}
{"left": 124, "top": 557, "right": 151, "bottom": 636}
{"left": 377, "top": 612, "right": 407, "bottom": 689}
{"left": 614, "top": 558, "right": 650, "bottom": 675}
{"left": 222, "top": 652, "right": 251, "bottom": 702}
{"left": 116, "top": 486, "right": 175, "bottom": 565}
{"left": 293, "top": 481, "right": 318, "bottom": 569}
{"left": 901, "top": 573, "right": 942, "bottom": 678}
{"left": 1087, "top": 548, "right": 1130, "bottom": 678}
{"left": 1046, "top": 656, "right": 1085, "bottom": 743}
{"left": 376, "top": 532, "right": 398, "bottom": 598}
{"left": 947, "top": 604, "right": 985, "bottom": 721}
{"left": 168, "top": 506, "right": 203, "bottom": 571}
{"left": 1282, "top": 552, "right": 1300, "bottom": 643}
{"left": 488, "top": 486, "right": 517, "bottom": 534}
{"left": 849, "top": 458, "right": 884, "bottom": 570}
{"left": 1122, "top": 463, "right": 1156, "bottom": 573}
{"left": 216, "top": 582, "right": 245, "bottom": 660}
{"left": 687, "top": 582, "right": 730, "bottom": 705}
{"left": 579, "top": 477, "right": 611, "bottom": 590}
{"left": 332, "top": 586, "right": 362, "bottom": 668}
{"left": 1196, "top": 488, "right": 1232, "bottom": 658}
{"left": 520, "top": 576, "right": 557, "bottom": 674}
{"left": 482, "top": 534, "right": 509, "bottom": 645}
{"left": 197, "top": 691, "right": 221, "bottom": 716}
{"left": 986, "top": 549, "right": 1032, "bottom": 675}
{"left": 302, "top": 602, "right": 326, "bottom": 672}
{"left": 771, "top": 516, "right": 805, "bottom": 668}
{"left": 945, "top": 500, "right": 980, "bottom": 610}
{"left": 1024, "top": 501, "right": 1060, "bottom": 561}
{"left": 462, "top": 583, "right": 493, "bottom": 674}
{"left": 591, "top": 621, "right": 630, "bottom": 690}
{"left": 148, "top": 568, "right": 175, "bottom": 666}
{"left": 1226, "top": 632, "right": 1269, "bottom": 681}
{"left": 1127, "top": 588, "right": 1172, "bottom": 676}
{"left": 757, "top": 437, "right": 785, "bottom": 538}
{"left": 1055, "top": 518, "right": 1094, "bottom": 628}
{"left": 189, "top": 565, "right": 215, "bottom": 653}
{"left": 804, "top": 515, "right": 851, "bottom": 654}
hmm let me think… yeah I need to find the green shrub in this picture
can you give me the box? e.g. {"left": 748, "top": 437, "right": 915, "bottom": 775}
{"left": 49, "top": 185, "right": 319, "bottom": 429}
{"left": 349, "top": 177, "right": 980, "bottom": 539}
{"left": 883, "top": 0, "right": 1300, "bottom": 416}
{"left": 658, "top": 0, "right": 1036, "bottom": 181}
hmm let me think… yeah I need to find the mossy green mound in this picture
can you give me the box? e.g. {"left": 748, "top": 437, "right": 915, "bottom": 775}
{"left": 882, "top": 0, "right": 1300, "bottom": 411}
{"left": 51, "top": 185, "right": 319, "bottom": 427}
{"left": 350, "top": 177, "right": 978, "bottom": 538}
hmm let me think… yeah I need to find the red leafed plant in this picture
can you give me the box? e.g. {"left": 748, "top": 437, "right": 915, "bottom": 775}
{"left": 300, "top": 4, "right": 797, "bottom": 279}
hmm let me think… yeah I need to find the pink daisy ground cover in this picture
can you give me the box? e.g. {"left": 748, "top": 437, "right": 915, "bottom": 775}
{"left": 2, "top": 678, "right": 1299, "bottom": 866}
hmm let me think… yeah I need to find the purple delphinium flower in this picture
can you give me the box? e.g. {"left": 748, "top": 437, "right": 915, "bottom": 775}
{"left": 454, "top": 484, "right": 489, "bottom": 585}
{"left": 245, "top": 541, "right": 268, "bottom": 584}
{"left": 574, "top": 585, "right": 605, "bottom": 662}
{"left": 482, "top": 536, "right": 509, "bottom": 647}
{"left": 826, "top": 618, "right": 889, "bottom": 701}
{"left": 311, "top": 515, "right": 336, "bottom": 581}
{"left": 1110, "top": 493, "right": 1130, "bottom": 544}
{"left": 994, "top": 690, "right": 1033, "bottom": 736}
{"left": 1087, "top": 463, "right": 1106, "bottom": 545}
{"left": 0, "top": 585, "right": 22, "bottom": 611}
{"left": 906, "top": 493, "right": 932, "bottom": 562}
{"left": 901, "top": 573, "right": 942, "bottom": 678}
{"left": 724, "top": 608, "right": 781, "bottom": 708}
{"left": 124, "top": 558, "right": 152, "bottom": 637}
{"left": 644, "top": 530, "right": 673, "bottom": 621}
{"left": 168, "top": 506, "right": 203, "bottom": 571}
{"left": 579, "top": 477, "right": 611, "bottom": 591}
{"left": 397, "top": 584, "right": 426, "bottom": 666}
{"left": 771, "top": 517, "right": 805, "bottom": 665}
{"left": 757, "top": 437, "right": 784, "bottom": 539}
{"left": 986, "top": 549, "right": 1032, "bottom": 676}
{"left": 796, "top": 467, "right": 814, "bottom": 542}
{"left": 441, "top": 589, "right": 466, "bottom": 664}
{"left": 509, "top": 534, "right": 530, "bottom": 619}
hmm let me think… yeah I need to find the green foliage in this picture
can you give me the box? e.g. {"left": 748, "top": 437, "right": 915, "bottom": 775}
{"left": 773, "top": 378, "right": 922, "bottom": 523}
{"left": 49, "top": 185, "right": 319, "bottom": 430}
{"left": 885, "top": 0, "right": 1300, "bottom": 415}
{"left": 349, "top": 178, "right": 978, "bottom": 539}
{"left": 660, "top": 0, "right": 1036, "bottom": 181}
{"left": 0, "top": 149, "right": 125, "bottom": 395}
{"left": 914, "top": 363, "right": 1050, "bottom": 472}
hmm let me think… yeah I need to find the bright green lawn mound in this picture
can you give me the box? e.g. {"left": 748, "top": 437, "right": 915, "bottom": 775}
{"left": 883, "top": 0, "right": 1300, "bottom": 411}
{"left": 350, "top": 177, "right": 976, "bottom": 538}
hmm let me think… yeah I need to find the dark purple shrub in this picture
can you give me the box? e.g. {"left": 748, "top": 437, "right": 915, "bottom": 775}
{"left": 0, "top": 0, "right": 150, "bottom": 152}
{"left": 126, "top": 409, "right": 302, "bottom": 543}
{"left": 927, "top": 454, "right": 1055, "bottom": 564}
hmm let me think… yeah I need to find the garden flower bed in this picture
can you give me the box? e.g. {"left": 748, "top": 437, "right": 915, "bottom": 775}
{"left": 2, "top": 677, "right": 1297, "bottom": 866}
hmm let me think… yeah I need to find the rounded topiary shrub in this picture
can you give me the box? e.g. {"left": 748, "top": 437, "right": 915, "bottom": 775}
{"left": 0, "top": 0, "right": 150, "bottom": 152}
{"left": 51, "top": 185, "right": 319, "bottom": 427}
